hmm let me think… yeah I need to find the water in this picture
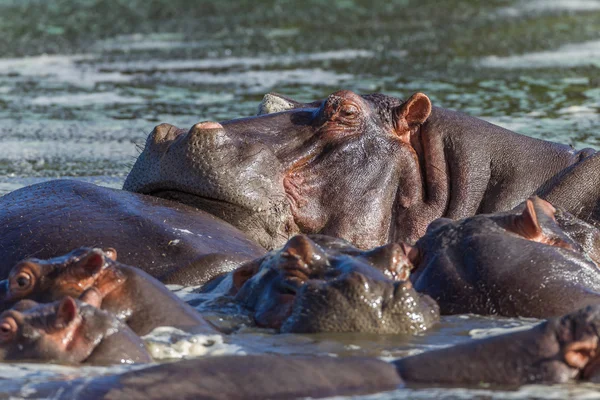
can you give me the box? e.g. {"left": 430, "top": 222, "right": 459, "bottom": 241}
{"left": 0, "top": 0, "right": 599, "bottom": 398}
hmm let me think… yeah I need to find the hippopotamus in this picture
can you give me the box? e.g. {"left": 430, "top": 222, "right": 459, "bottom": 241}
{"left": 123, "top": 90, "right": 596, "bottom": 249}
{"left": 0, "top": 179, "right": 265, "bottom": 285}
{"left": 18, "top": 305, "right": 600, "bottom": 399}
{"left": 0, "top": 297, "right": 151, "bottom": 365}
{"left": 0, "top": 248, "right": 215, "bottom": 335}
{"left": 408, "top": 197, "right": 600, "bottom": 318}
{"left": 203, "top": 234, "right": 439, "bottom": 334}
{"left": 395, "top": 304, "right": 600, "bottom": 385}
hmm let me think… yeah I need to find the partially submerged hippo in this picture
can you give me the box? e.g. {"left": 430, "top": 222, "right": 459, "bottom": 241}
{"left": 0, "top": 248, "right": 215, "bottom": 335}
{"left": 0, "top": 297, "right": 151, "bottom": 365}
{"left": 124, "top": 90, "right": 595, "bottom": 249}
{"left": 204, "top": 234, "right": 439, "bottom": 334}
{"left": 0, "top": 179, "right": 265, "bottom": 285}
{"left": 396, "top": 304, "right": 600, "bottom": 385}
{"left": 18, "top": 305, "right": 600, "bottom": 399}
{"left": 409, "top": 197, "right": 600, "bottom": 318}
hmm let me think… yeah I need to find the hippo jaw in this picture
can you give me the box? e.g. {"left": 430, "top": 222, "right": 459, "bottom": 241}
{"left": 124, "top": 121, "right": 300, "bottom": 250}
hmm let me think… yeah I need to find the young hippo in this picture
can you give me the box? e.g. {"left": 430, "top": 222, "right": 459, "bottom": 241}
{"left": 124, "top": 90, "right": 595, "bottom": 250}
{"left": 0, "top": 297, "right": 151, "bottom": 365}
{"left": 408, "top": 197, "right": 600, "bottom": 318}
{"left": 395, "top": 304, "right": 600, "bottom": 385}
{"left": 209, "top": 234, "right": 439, "bottom": 334}
{"left": 0, "top": 248, "right": 215, "bottom": 336}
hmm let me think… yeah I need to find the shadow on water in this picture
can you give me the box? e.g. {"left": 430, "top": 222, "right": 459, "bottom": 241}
{"left": 0, "top": 0, "right": 599, "bottom": 398}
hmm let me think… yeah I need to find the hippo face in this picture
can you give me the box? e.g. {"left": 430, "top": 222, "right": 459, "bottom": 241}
{"left": 230, "top": 235, "right": 439, "bottom": 334}
{"left": 0, "top": 248, "right": 117, "bottom": 311}
{"left": 0, "top": 297, "right": 105, "bottom": 363}
{"left": 124, "top": 91, "right": 432, "bottom": 249}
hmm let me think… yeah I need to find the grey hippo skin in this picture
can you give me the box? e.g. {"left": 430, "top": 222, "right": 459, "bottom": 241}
{"left": 0, "top": 297, "right": 151, "bottom": 365}
{"left": 395, "top": 304, "right": 600, "bottom": 386}
{"left": 0, "top": 179, "right": 265, "bottom": 285}
{"left": 537, "top": 151, "right": 600, "bottom": 228}
{"left": 23, "top": 355, "right": 402, "bottom": 400}
{"left": 409, "top": 197, "right": 600, "bottom": 318}
{"left": 0, "top": 248, "right": 216, "bottom": 336}
{"left": 124, "top": 91, "right": 595, "bottom": 249}
{"left": 202, "top": 234, "right": 439, "bottom": 334}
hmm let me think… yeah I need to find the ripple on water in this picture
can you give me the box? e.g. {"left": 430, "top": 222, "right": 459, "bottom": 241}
{"left": 479, "top": 40, "right": 600, "bottom": 69}
{"left": 496, "top": 0, "right": 600, "bottom": 17}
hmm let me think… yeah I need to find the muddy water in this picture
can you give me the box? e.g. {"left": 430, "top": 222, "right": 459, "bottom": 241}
{"left": 0, "top": 0, "right": 599, "bottom": 398}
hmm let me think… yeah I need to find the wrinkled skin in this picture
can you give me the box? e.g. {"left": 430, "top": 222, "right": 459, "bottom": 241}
{"left": 410, "top": 197, "right": 600, "bottom": 318}
{"left": 395, "top": 304, "right": 600, "bottom": 385}
{"left": 0, "top": 297, "right": 151, "bottom": 365}
{"left": 124, "top": 91, "right": 595, "bottom": 249}
{"left": 538, "top": 151, "right": 600, "bottom": 230}
{"left": 0, "top": 248, "right": 215, "bottom": 336}
{"left": 0, "top": 179, "right": 265, "bottom": 285}
{"left": 211, "top": 234, "right": 439, "bottom": 334}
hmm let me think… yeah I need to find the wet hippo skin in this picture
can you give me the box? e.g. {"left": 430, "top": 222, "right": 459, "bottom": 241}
{"left": 0, "top": 248, "right": 216, "bottom": 336}
{"left": 409, "top": 197, "right": 600, "bottom": 318}
{"left": 395, "top": 304, "right": 600, "bottom": 385}
{"left": 25, "top": 355, "right": 402, "bottom": 400}
{"left": 0, "top": 179, "right": 265, "bottom": 285}
{"left": 124, "top": 91, "right": 596, "bottom": 249}
{"left": 13, "top": 305, "right": 600, "bottom": 397}
{"left": 202, "top": 234, "right": 439, "bottom": 334}
{"left": 0, "top": 297, "right": 151, "bottom": 365}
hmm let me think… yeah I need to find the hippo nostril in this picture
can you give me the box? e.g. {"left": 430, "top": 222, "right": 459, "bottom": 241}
{"left": 191, "top": 121, "right": 224, "bottom": 132}
{"left": 150, "top": 123, "right": 184, "bottom": 144}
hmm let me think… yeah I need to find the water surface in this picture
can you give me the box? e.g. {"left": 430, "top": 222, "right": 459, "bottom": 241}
{"left": 0, "top": 0, "right": 599, "bottom": 398}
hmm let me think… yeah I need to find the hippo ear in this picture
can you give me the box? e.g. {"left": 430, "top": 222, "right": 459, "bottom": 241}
{"left": 393, "top": 92, "right": 432, "bottom": 141}
{"left": 102, "top": 248, "right": 117, "bottom": 261}
{"left": 257, "top": 93, "right": 303, "bottom": 115}
{"left": 510, "top": 199, "right": 543, "bottom": 240}
{"left": 74, "top": 250, "right": 106, "bottom": 277}
{"left": 55, "top": 297, "right": 78, "bottom": 328}
{"left": 530, "top": 196, "right": 557, "bottom": 220}
{"left": 564, "top": 339, "right": 597, "bottom": 370}
{"left": 232, "top": 262, "right": 260, "bottom": 292}
{"left": 361, "top": 243, "right": 414, "bottom": 281}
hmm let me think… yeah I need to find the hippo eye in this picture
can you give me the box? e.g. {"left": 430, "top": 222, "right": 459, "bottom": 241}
{"left": 12, "top": 273, "right": 32, "bottom": 291}
{"left": 339, "top": 104, "right": 359, "bottom": 119}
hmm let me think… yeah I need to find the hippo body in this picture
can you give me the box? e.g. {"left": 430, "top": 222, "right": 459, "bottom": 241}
{"left": 0, "top": 297, "right": 151, "bottom": 365}
{"left": 0, "top": 248, "right": 216, "bottom": 336}
{"left": 395, "top": 304, "right": 600, "bottom": 385}
{"left": 0, "top": 179, "right": 265, "bottom": 285}
{"left": 124, "top": 91, "right": 596, "bottom": 249}
{"left": 410, "top": 198, "right": 600, "bottom": 318}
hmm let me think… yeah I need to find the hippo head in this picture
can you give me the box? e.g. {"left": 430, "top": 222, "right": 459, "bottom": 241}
{"left": 229, "top": 234, "right": 439, "bottom": 334}
{"left": 0, "top": 297, "right": 108, "bottom": 363}
{"left": 409, "top": 197, "right": 600, "bottom": 317}
{"left": 124, "top": 90, "right": 433, "bottom": 249}
{"left": 0, "top": 248, "right": 117, "bottom": 311}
